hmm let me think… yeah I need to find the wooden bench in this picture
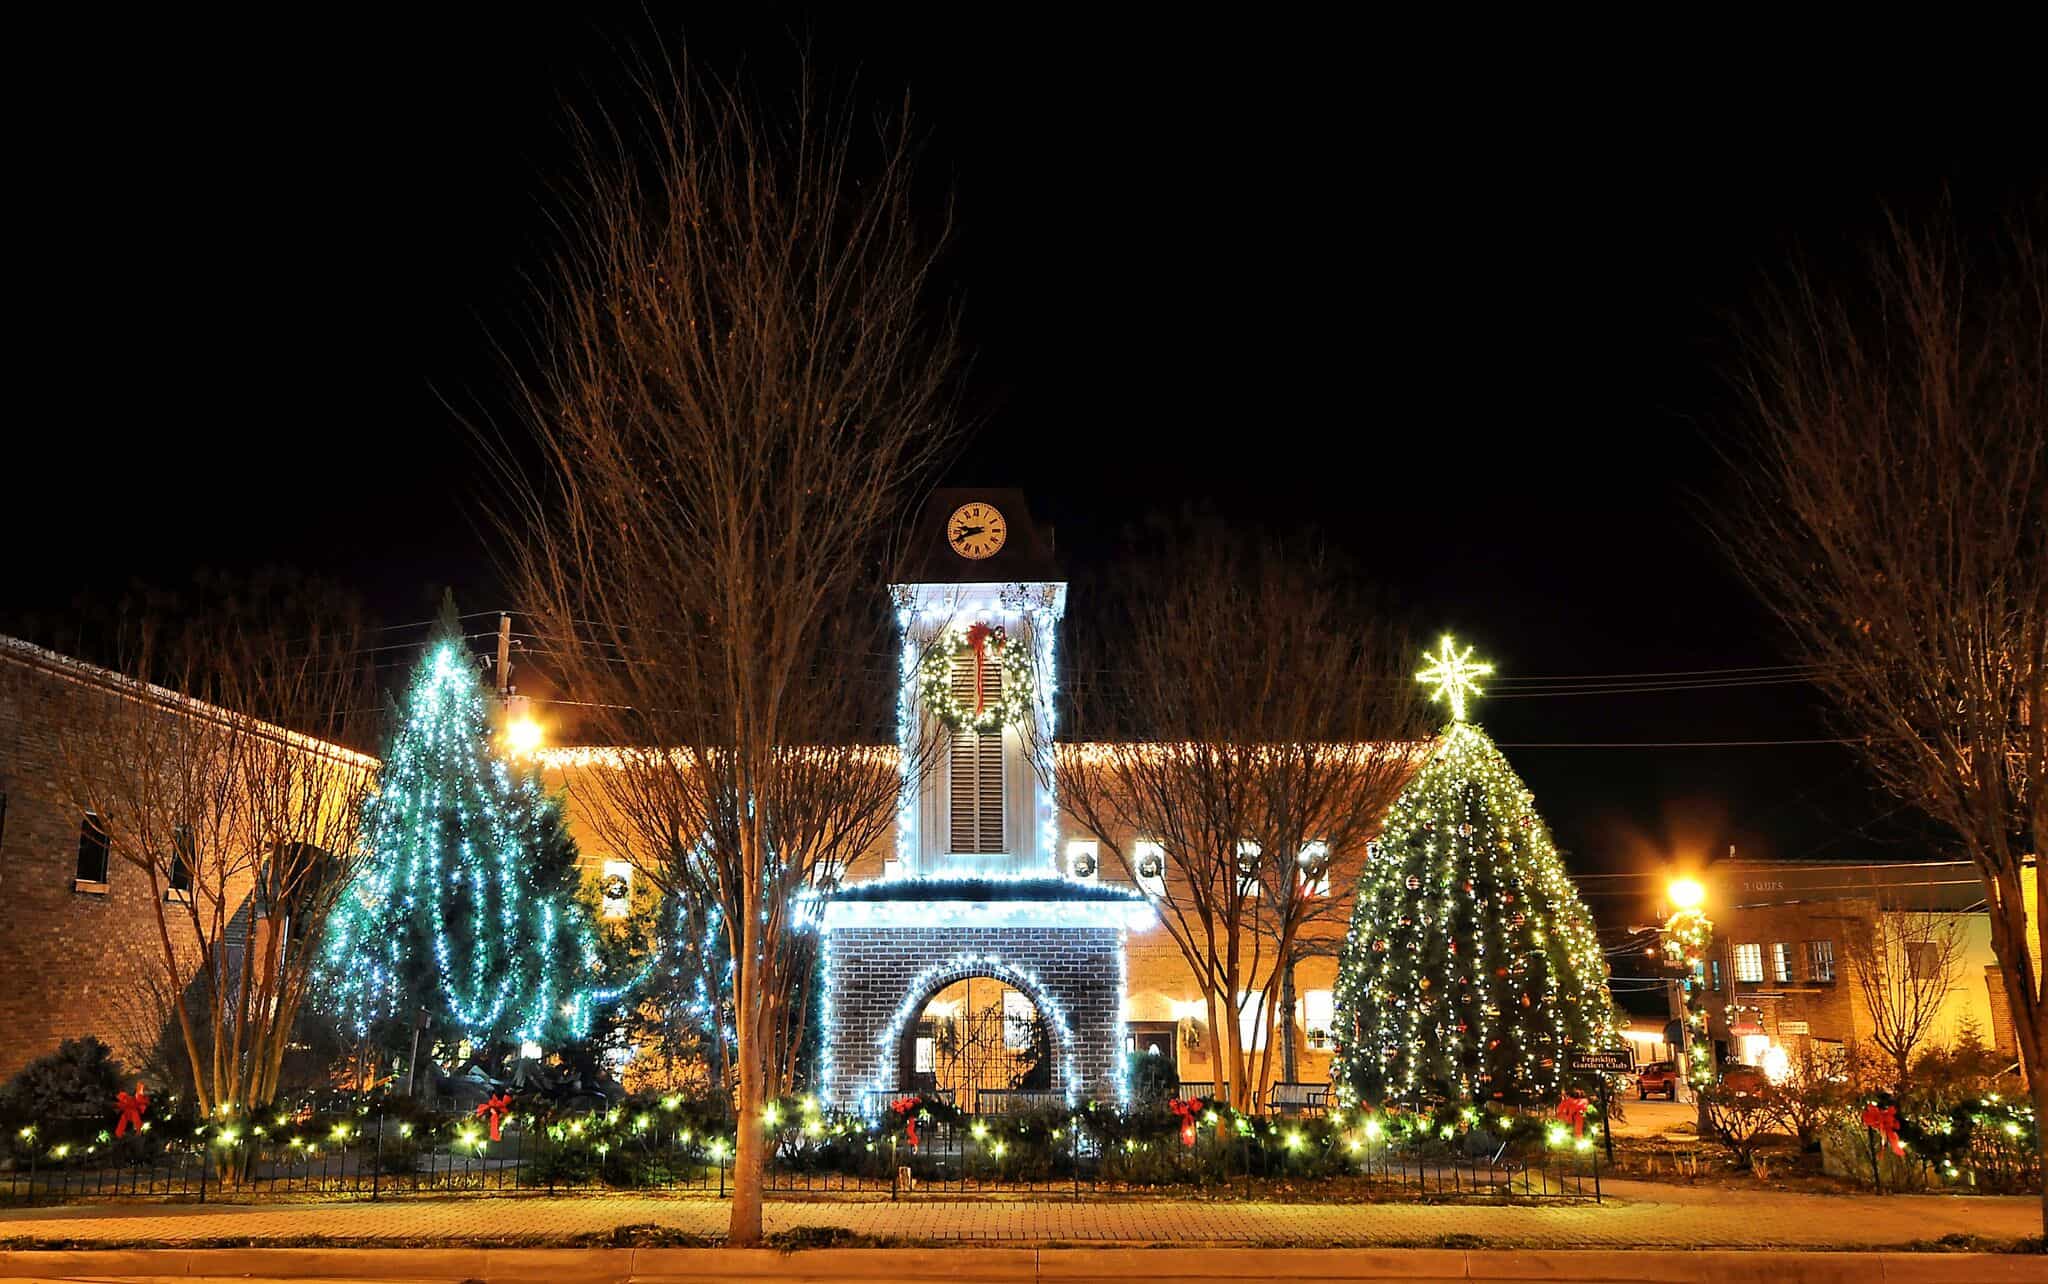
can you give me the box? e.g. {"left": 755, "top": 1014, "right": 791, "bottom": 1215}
{"left": 1267, "top": 1081, "right": 1330, "bottom": 1117}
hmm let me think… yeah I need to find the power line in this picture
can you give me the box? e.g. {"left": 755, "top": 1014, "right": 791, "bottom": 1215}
{"left": 1495, "top": 738, "right": 1861, "bottom": 749}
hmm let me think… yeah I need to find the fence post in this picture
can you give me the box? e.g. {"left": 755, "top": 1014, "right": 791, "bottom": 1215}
{"left": 1591, "top": 1143, "right": 1601, "bottom": 1204}
{"left": 891, "top": 1137, "right": 899, "bottom": 1201}
{"left": 371, "top": 1114, "right": 382, "bottom": 1202}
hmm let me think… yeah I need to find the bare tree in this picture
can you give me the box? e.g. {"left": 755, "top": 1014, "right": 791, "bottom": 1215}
{"left": 13, "top": 594, "right": 376, "bottom": 1138}
{"left": 494, "top": 58, "right": 960, "bottom": 1243}
{"left": 1843, "top": 892, "right": 1972, "bottom": 1090}
{"left": 1722, "top": 200, "right": 2046, "bottom": 1225}
{"left": 1051, "top": 525, "right": 1427, "bottom": 1112}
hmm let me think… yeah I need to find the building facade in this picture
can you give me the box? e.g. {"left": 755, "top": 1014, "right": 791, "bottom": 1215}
{"left": 1688, "top": 859, "right": 2037, "bottom": 1078}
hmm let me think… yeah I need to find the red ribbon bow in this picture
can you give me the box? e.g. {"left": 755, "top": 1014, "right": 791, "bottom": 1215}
{"left": 1859, "top": 1103, "right": 1905, "bottom": 1156}
{"left": 1168, "top": 1098, "right": 1199, "bottom": 1147}
{"left": 964, "top": 623, "right": 995, "bottom": 714}
{"left": 890, "top": 1096, "right": 921, "bottom": 1150}
{"left": 114, "top": 1083, "right": 150, "bottom": 1137}
{"left": 476, "top": 1092, "right": 512, "bottom": 1142}
{"left": 1556, "top": 1093, "right": 1589, "bottom": 1137}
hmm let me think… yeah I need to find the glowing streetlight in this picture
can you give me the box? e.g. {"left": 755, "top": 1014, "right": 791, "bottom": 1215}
{"left": 507, "top": 716, "right": 544, "bottom": 757}
{"left": 1667, "top": 877, "right": 1705, "bottom": 912}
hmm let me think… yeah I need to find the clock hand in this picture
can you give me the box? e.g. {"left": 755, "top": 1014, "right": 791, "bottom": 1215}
{"left": 954, "top": 524, "right": 986, "bottom": 539}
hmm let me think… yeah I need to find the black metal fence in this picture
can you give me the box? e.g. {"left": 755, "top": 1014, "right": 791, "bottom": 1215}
{"left": 2, "top": 1111, "right": 1602, "bottom": 1206}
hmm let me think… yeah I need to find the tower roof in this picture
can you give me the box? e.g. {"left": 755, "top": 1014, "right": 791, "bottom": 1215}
{"left": 898, "top": 487, "right": 1062, "bottom": 584}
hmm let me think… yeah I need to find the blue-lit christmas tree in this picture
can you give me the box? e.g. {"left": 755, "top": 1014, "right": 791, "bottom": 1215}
{"left": 320, "top": 614, "right": 623, "bottom": 1052}
{"left": 1332, "top": 638, "right": 1618, "bottom": 1108}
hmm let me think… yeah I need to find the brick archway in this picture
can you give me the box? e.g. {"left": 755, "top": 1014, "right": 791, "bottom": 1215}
{"left": 889, "top": 962, "right": 1075, "bottom": 1107}
{"left": 817, "top": 923, "right": 1127, "bottom": 1112}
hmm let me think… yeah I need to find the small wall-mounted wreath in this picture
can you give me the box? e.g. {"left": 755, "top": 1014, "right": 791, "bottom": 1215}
{"left": 918, "top": 621, "right": 1034, "bottom": 732}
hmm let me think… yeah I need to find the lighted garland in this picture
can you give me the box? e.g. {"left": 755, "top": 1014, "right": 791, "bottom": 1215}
{"left": 1663, "top": 905, "right": 1716, "bottom": 1090}
{"left": 916, "top": 621, "right": 1033, "bottom": 733}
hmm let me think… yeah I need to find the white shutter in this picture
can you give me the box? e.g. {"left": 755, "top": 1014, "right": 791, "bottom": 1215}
{"left": 947, "top": 651, "right": 1005, "bottom": 853}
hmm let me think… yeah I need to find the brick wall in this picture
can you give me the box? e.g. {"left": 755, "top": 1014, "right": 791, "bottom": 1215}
{"left": 819, "top": 924, "right": 1126, "bottom": 1110}
{"left": 0, "top": 653, "right": 216, "bottom": 1083}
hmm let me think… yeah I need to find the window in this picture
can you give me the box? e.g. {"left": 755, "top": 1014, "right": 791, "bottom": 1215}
{"left": 1303, "top": 989, "right": 1335, "bottom": 1051}
{"left": 1905, "top": 941, "right": 1944, "bottom": 981}
{"left": 75, "top": 813, "right": 110, "bottom": 886}
{"left": 599, "top": 860, "right": 635, "bottom": 919}
{"left": 1709, "top": 959, "right": 1723, "bottom": 990}
{"left": 1297, "top": 841, "right": 1331, "bottom": 897}
{"left": 1133, "top": 841, "right": 1167, "bottom": 898}
{"left": 1733, "top": 943, "right": 1763, "bottom": 983}
{"left": 1236, "top": 840, "right": 1262, "bottom": 898}
{"left": 946, "top": 651, "right": 1005, "bottom": 853}
{"left": 1807, "top": 939, "right": 1835, "bottom": 983}
{"left": 1770, "top": 942, "right": 1792, "bottom": 983}
{"left": 1003, "top": 989, "right": 1036, "bottom": 1051}
{"left": 1238, "top": 989, "right": 1268, "bottom": 1050}
{"left": 167, "top": 826, "right": 196, "bottom": 899}
{"left": 1065, "top": 840, "right": 1099, "bottom": 882}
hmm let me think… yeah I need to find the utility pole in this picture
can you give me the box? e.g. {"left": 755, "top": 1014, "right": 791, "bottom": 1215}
{"left": 496, "top": 613, "right": 513, "bottom": 699}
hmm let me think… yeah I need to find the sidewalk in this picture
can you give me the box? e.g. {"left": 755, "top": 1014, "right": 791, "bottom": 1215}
{"left": 1, "top": 1181, "right": 2039, "bottom": 1250}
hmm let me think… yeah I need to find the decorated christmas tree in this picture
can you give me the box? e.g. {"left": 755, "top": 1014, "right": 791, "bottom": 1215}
{"left": 1333, "top": 637, "right": 1618, "bottom": 1108}
{"left": 320, "top": 608, "right": 623, "bottom": 1053}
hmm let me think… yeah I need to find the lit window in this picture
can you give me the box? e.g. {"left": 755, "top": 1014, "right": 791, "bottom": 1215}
{"left": 1733, "top": 943, "right": 1763, "bottom": 983}
{"left": 75, "top": 813, "right": 110, "bottom": 886}
{"left": 1237, "top": 840, "right": 1262, "bottom": 899}
{"left": 1003, "top": 989, "right": 1035, "bottom": 1051}
{"left": 1297, "top": 841, "right": 1331, "bottom": 897}
{"left": 915, "top": 1034, "right": 934, "bottom": 1074}
{"left": 1770, "top": 942, "right": 1792, "bottom": 983}
{"left": 1808, "top": 939, "right": 1835, "bottom": 983}
{"left": 1065, "top": 840, "right": 1099, "bottom": 882}
{"left": 1303, "top": 989, "right": 1335, "bottom": 1050}
{"left": 1238, "top": 989, "right": 1268, "bottom": 1051}
{"left": 599, "top": 860, "right": 634, "bottom": 919}
{"left": 1134, "top": 841, "right": 1167, "bottom": 898}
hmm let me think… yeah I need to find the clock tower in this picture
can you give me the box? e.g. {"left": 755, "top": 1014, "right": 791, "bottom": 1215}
{"left": 813, "top": 490, "right": 1146, "bottom": 1114}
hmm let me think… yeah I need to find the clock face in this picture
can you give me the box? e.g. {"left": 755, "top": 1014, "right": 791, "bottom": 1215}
{"left": 946, "top": 502, "right": 1007, "bottom": 560}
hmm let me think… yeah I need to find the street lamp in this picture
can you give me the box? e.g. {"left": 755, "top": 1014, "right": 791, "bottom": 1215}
{"left": 1663, "top": 875, "right": 1715, "bottom": 1110}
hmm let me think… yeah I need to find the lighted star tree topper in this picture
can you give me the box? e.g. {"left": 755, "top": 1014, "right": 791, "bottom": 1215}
{"left": 1333, "top": 639, "right": 1619, "bottom": 1108}
{"left": 1416, "top": 634, "right": 1494, "bottom": 723}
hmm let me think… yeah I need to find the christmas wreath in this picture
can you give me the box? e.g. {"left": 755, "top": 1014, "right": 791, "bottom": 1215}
{"left": 917, "top": 621, "right": 1034, "bottom": 732}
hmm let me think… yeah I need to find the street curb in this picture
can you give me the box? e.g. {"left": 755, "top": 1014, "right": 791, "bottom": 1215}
{"left": 0, "top": 1247, "right": 2040, "bottom": 1282}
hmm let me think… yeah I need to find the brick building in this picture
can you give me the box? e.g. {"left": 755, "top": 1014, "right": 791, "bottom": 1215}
{"left": 1687, "top": 859, "right": 2038, "bottom": 1077}
{"left": 0, "top": 638, "right": 376, "bottom": 1083}
{"left": 544, "top": 491, "right": 1366, "bottom": 1110}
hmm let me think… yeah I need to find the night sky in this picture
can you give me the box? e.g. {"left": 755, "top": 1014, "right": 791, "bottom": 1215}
{"left": 11, "top": 13, "right": 2040, "bottom": 937}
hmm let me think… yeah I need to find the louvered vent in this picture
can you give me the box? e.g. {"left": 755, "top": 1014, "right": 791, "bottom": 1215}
{"left": 947, "top": 651, "right": 1006, "bottom": 853}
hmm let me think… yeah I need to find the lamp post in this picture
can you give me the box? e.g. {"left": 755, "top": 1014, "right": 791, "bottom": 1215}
{"left": 1662, "top": 877, "right": 1713, "bottom": 1113}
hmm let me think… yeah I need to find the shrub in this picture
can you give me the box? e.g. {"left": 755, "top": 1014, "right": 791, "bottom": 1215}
{"left": 0, "top": 1038, "right": 129, "bottom": 1128}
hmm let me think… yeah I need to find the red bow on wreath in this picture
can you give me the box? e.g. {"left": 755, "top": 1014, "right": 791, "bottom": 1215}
{"left": 475, "top": 1092, "right": 512, "bottom": 1142}
{"left": 1168, "top": 1098, "right": 1199, "bottom": 1147}
{"left": 114, "top": 1082, "right": 150, "bottom": 1137}
{"left": 890, "top": 1096, "right": 921, "bottom": 1150}
{"left": 964, "top": 623, "right": 996, "bottom": 715}
{"left": 1556, "top": 1093, "right": 1589, "bottom": 1138}
{"left": 1859, "top": 1103, "right": 1905, "bottom": 1156}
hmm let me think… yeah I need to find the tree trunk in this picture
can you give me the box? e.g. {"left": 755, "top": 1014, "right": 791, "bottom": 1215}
{"left": 727, "top": 827, "right": 767, "bottom": 1247}
{"left": 1278, "top": 955, "right": 1298, "bottom": 1084}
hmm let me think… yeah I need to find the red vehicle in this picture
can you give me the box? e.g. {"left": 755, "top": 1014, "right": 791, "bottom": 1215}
{"left": 1718, "top": 1063, "right": 1769, "bottom": 1097}
{"left": 1635, "top": 1060, "right": 1680, "bottom": 1100}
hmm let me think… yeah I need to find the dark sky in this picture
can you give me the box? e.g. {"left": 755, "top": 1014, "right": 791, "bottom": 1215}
{"left": 11, "top": 12, "right": 2040, "bottom": 937}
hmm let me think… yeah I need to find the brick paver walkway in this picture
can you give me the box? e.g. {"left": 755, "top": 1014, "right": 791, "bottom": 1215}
{"left": 0, "top": 1181, "right": 2038, "bottom": 1249}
